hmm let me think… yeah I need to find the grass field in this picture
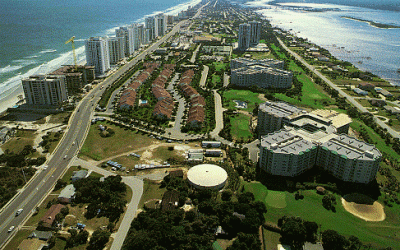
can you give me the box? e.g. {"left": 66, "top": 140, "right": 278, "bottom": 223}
{"left": 1, "top": 130, "right": 36, "bottom": 154}
{"left": 4, "top": 229, "right": 32, "bottom": 250}
{"left": 244, "top": 182, "right": 400, "bottom": 249}
{"left": 79, "top": 121, "right": 157, "bottom": 161}
{"left": 223, "top": 89, "right": 265, "bottom": 112}
{"left": 230, "top": 114, "right": 253, "bottom": 142}
{"left": 139, "top": 179, "right": 166, "bottom": 208}
{"left": 275, "top": 73, "right": 332, "bottom": 109}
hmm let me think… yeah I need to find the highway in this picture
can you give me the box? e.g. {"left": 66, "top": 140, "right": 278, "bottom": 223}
{"left": 0, "top": 16, "right": 191, "bottom": 248}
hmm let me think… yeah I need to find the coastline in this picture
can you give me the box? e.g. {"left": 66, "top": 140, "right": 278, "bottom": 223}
{"left": 0, "top": 0, "right": 200, "bottom": 116}
{"left": 0, "top": 85, "right": 23, "bottom": 115}
{"left": 341, "top": 16, "right": 400, "bottom": 29}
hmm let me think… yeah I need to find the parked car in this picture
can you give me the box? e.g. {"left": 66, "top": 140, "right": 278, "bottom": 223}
{"left": 8, "top": 226, "right": 15, "bottom": 233}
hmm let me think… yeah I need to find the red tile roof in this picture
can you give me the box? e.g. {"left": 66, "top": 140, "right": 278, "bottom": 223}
{"left": 40, "top": 204, "right": 65, "bottom": 228}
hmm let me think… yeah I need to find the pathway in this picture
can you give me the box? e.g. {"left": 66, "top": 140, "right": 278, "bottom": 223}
{"left": 199, "top": 65, "right": 209, "bottom": 89}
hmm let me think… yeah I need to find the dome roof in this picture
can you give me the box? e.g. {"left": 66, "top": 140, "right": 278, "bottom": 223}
{"left": 187, "top": 164, "right": 228, "bottom": 189}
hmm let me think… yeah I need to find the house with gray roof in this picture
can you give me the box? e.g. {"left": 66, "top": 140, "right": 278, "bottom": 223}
{"left": 58, "top": 184, "right": 76, "bottom": 203}
{"left": 71, "top": 170, "right": 88, "bottom": 182}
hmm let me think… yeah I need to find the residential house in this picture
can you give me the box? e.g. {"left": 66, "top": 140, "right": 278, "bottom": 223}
{"left": 58, "top": 184, "right": 76, "bottom": 204}
{"left": 17, "top": 238, "right": 48, "bottom": 250}
{"left": 40, "top": 204, "right": 65, "bottom": 228}
{"left": 71, "top": 170, "right": 88, "bottom": 182}
{"left": 353, "top": 88, "right": 368, "bottom": 96}
{"left": 28, "top": 231, "right": 53, "bottom": 241}
{"left": 369, "top": 99, "right": 386, "bottom": 107}
{"left": 358, "top": 82, "right": 375, "bottom": 91}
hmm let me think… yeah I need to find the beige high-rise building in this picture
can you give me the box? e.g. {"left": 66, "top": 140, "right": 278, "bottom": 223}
{"left": 22, "top": 75, "right": 68, "bottom": 106}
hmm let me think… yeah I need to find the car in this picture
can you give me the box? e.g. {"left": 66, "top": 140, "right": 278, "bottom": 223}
{"left": 42, "top": 165, "right": 48, "bottom": 170}
{"left": 16, "top": 209, "right": 23, "bottom": 216}
{"left": 8, "top": 226, "right": 15, "bottom": 233}
{"left": 72, "top": 141, "right": 75, "bottom": 146}
{"left": 63, "top": 155, "right": 67, "bottom": 159}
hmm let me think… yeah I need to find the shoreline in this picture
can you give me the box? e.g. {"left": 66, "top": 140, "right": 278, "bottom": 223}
{"left": 341, "top": 16, "right": 400, "bottom": 29}
{"left": 0, "top": 85, "right": 24, "bottom": 115}
{"left": 0, "top": 0, "right": 200, "bottom": 116}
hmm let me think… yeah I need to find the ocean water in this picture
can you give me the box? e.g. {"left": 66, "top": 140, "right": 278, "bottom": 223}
{"left": 245, "top": 1, "right": 400, "bottom": 85}
{"left": 0, "top": 0, "right": 201, "bottom": 104}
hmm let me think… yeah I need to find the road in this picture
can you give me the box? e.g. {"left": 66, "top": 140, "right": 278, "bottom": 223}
{"left": 199, "top": 65, "right": 209, "bottom": 89}
{"left": 276, "top": 37, "right": 400, "bottom": 139}
{"left": 0, "top": 15, "right": 192, "bottom": 249}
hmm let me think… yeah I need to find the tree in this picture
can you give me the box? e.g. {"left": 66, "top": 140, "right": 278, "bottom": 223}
{"left": 322, "top": 230, "right": 349, "bottom": 250}
{"left": 304, "top": 221, "right": 319, "bottom": 243}
{"left": 221, "top": 190, "right": 233, "bottom": 201}
{"left": 87, "top": 229, "right": 111, "bottom": 250}
{"left": 348, "top": 235, "right": 362, "bottom": 250}
{"left": 280, "top": 217, "right": 307, "bottom": 250}
{"left": 322, "top": 194, "right": 337, "bottom": 212}
{"left": 227, "top": 233, "right": 261, "bottom": 250}
{"left": 237, "top": 192, "right": 255, "bottom": 204}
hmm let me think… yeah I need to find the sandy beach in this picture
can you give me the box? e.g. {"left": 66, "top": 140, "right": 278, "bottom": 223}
{"left": 0, "top": 85, "right": 24, "bottom": 115}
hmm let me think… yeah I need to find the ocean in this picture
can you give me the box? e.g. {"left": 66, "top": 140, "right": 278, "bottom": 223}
{"left": 245, "top": 0, "right": 400, "bottom": 86}
{"left": 0, "top": 0, "right": 201, "bottom": 111}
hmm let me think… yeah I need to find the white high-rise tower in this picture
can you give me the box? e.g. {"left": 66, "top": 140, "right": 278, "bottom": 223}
{"left": 85, "top": 37, "right": 110, "bottom": 75}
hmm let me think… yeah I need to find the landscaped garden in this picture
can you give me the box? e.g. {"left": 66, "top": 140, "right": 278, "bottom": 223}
{"left": 223, "top": 89, "right": 265, "bottom": 112}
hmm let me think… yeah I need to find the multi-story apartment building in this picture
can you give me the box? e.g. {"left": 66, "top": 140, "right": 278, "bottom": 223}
{"left": 115, "top": 27, "right": 129, "bottom": 57}
{"left": 257, "top": 101, "right": 303, "bottom": 136}
{"left": 231, "top": 58, "right": 292, "bottom": 89}
{"left": 22, "top": 75, "right": 68, "bottom": 106}
{"left": 259, "top": 129, "right": 319, "bottom": 177}
{"left": 231, "top": 65, "right": 293, "bottom": 89}
{"left": 238, "top": 23, "right": 250, "bottom": 50}
{"left": 258, "top": 101, "right": 380, "bottom": 184}
{"left": 85, "top": 37, "right": 110, "bottom": 76}
{"left": 231, "top": 58, "right": 284, "bottom": 70}
{"left": 107, "top": 37, "right": 125, "bottom": 65}
{"left": 249, "top": 21, "right": 261, "bottom": 46}
{"left": 145, "top": 16, "right": 156, "bottom": 41}
{"left": 155, "top": 13, "right": 167, "bottom": 38}
{"left": 49, "top": 65, "right": 95, "bottom": 94}
{"left": 238, "top": 21, "right": 261, "bottom": 50}
{"left": 317, "top": 135, "right": 381, "bottom": 184}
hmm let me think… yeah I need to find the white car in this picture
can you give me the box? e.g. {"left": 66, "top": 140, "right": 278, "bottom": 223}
{"left": 8, "top": 226, "right": 15, "bottom": 233}
{"left": 16, "top": 209, "right": 23, "bottom": 216}
{"left": 64, "top": 155, "right": 67, "bottom": 159}
{"left": 42, "top": 165, "right": 48, "bottom": 170}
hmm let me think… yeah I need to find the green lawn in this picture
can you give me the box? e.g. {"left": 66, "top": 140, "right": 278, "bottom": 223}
{"left": 230, "top": 114, "right": 253, "bottom": 142}
{"left": 350, "top": 119, "right": 400, "bottom": 160}
{"left": 1, "top": 130, "right": 36, "bottom": 154}
{"left": 275, "top": 74, "right": 332, "bottom": 109}
{"left": 139, "top": 179, "right": 166, "bottom": 208}
{"left": 243, "top": 182, "right": 400, "bottom": 249}
{"left": 80, "top": 121, "right": 157, "bottom": 161}
{"left": 212, "top": 74, "right": 221, "bottom": 84}
{"left": 223, "top": 89, "right": 265, "bottom": 112}
{"left": 213, "top": 62, "right": 228, "bottom": 72}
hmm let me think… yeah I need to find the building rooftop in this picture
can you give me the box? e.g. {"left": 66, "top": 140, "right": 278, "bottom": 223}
{"left": 259, "top": 101, "right": 303, "bottom": 118}
{"left": 261, "top": 129, "right": 318, "bottom": 155}
{"left": 322, "top": 134, "right": 381, "bottom": 160}
{"left": 58, "top": 184, "right": 76, "bottom": 200}
{"left": 310, "top": 109, "right": 352, "bottom": 129}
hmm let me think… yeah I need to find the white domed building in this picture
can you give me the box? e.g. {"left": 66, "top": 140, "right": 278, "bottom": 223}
{"left": 187, "top": 164, "right": 228, "bottom": 190}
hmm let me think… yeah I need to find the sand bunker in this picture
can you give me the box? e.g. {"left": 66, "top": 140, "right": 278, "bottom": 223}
{"left": 341, "top": 193, "right": 385, "bottom": 222}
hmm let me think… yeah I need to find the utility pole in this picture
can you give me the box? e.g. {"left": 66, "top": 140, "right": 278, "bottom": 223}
{"left": 21, "top": 167, "right": 27, "bottom": 183}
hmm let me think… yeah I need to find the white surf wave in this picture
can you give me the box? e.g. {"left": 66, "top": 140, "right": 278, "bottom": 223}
{"left": 0, "top": 65, "right": 24, "bottom": 74}
{"left": 39, "top": 49, "right": 57, "bottom": 54}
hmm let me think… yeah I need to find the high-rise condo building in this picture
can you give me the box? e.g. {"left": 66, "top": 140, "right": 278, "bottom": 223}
{"left": 85, "top": 37, "right": 110, "bottom": 76}
{"left": 22, "top": 75, "right": 68, "bottom": 106}
{"left": 155, "top": 13, "right": 167, "bottom": 37}
{"left": 238, "top": 23, "right": 250, "bottom": 50}
{"left": 145, "top": 16, "right": 156, "bottom": 41}
{"left": 238, "top": 21, "right": 261, "bottom": 50}
{"left": 107, "top": 37, "right": 125, "bottom": 65}
{"left": 116, "top": 27, "right": 129, "bottom": 57}
{"left": 249, "top": 21, "right": 261, "bottom": 46}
